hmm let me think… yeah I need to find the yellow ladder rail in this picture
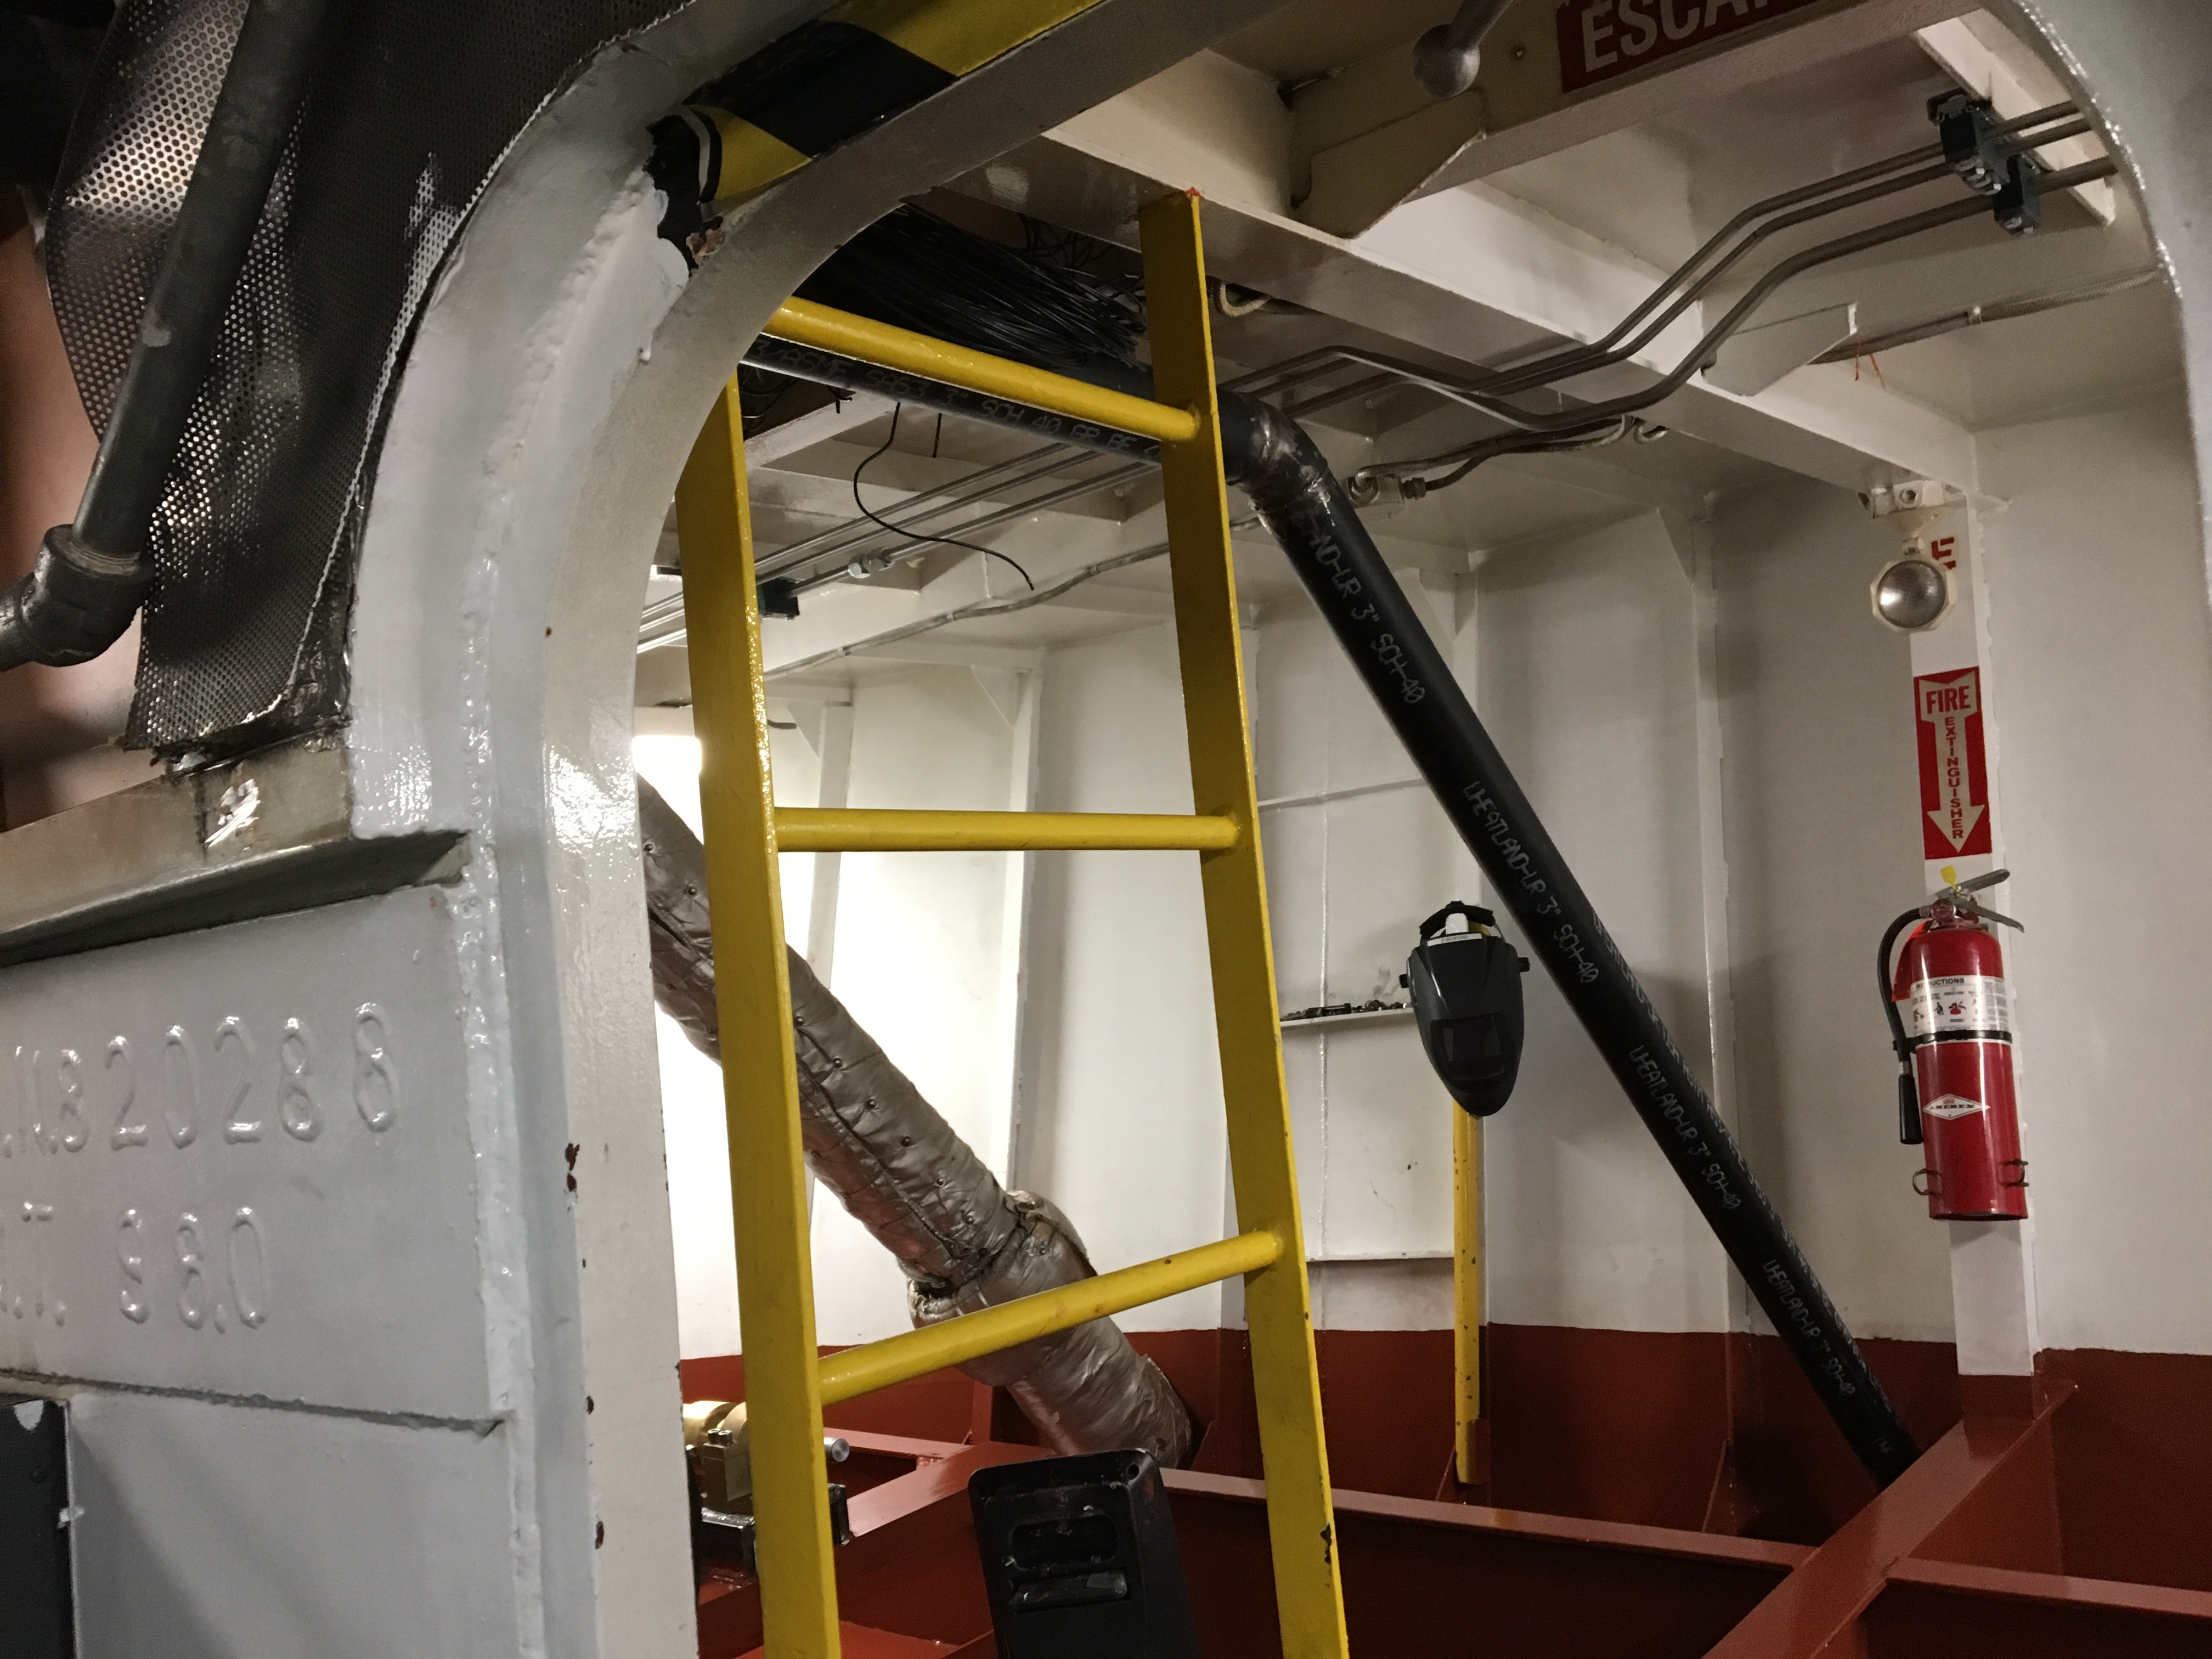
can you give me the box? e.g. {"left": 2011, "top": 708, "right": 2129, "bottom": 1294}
{"left": 677, "top": 191, "right": 1351, "bottom": 1659}
{"left": 1141, "top": 188, "right": 1349, "bottom": 1658}
{"left": 677, "top": 388, "right": 842, "bottom": 1657}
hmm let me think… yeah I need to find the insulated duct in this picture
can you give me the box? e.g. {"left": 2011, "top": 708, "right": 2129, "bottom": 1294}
{"left": 740, "top": 343, "right": 1920, "bottom": 1487}
{"left": 637, "top": 778, "right": 1193, "bottom": 1468}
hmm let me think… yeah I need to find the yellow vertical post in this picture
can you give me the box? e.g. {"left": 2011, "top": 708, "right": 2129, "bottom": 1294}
{"left": 676, "top": 380, "right": 842, "bottom": 1658}
{"left": 1139, "top": 190, "right": 1351, "bottom": 1659}
{"left": 1453, "top": 1108, "right": 1488, "bottom": 1486}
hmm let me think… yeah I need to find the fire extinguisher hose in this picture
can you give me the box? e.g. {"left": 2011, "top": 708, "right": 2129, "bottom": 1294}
{"left": 1881, "top": 909, "right": 1927, "bottom": 1146}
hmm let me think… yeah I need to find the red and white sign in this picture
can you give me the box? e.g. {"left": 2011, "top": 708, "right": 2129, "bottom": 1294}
{"left": 1557, "top": 0, "right": 1830, "bottom": 93}
{"left": 1916, "top": 667, "right": 1993, "bottom": 858}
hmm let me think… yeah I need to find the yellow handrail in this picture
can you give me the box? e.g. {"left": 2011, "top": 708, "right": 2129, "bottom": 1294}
{"left": 774, "top": 806, "right": 1238, "bottom": 854}
{"left": 763, "top": 297, "right": 1201, "bottom": 445}
{"left": 817, "top": 1230, "right": 1283, "bottom": 1406}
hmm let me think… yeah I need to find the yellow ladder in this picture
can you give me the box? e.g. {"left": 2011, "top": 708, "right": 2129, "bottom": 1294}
{"left": 675, "top": 192, "right": 1350, "bottom": 1659}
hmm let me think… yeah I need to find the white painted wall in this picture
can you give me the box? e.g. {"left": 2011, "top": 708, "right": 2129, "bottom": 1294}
{"left": 1475, "top": 514, "right": 1736, "bottom": 1335}
{"left": 812, "top": 664, "right": 1027, "bottom": 1346}
{"left": 648, "top": 666, "right": 1036, "bottom": 1355}
{"left": 1972, "top": 388, "right": 2212, "bottom": 1357}
{"left": 1711, "top": 477, "right": 1958, "bottom": 1344}
{"left": 1014, "top": 623, "right": 1232, "bottom": 1331}
{"left": 652, "top": 391, "right": 2212, "bottom": 1369}
{"left": 1257, "top": 602, "right": 1463, "bottom": 1269}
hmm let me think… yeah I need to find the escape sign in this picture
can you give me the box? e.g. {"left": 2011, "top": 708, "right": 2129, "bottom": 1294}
{"left": 1558, "top": 0, "right": 1831, "bottom": 92}
{"left": 1916, "top": 667, "right": 1994, "bottom": 859}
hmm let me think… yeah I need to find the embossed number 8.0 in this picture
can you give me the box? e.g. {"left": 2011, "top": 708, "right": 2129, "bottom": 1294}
{"left": 159, "top": 1207, "right": 268, "bottom": 1331}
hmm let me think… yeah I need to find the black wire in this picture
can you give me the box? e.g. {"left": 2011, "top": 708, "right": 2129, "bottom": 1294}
{"left": 851, "top": 404, "right": 1035, "bottom": 590}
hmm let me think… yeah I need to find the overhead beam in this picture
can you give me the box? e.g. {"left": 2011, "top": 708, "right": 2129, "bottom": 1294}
{"left": 961, "top": 109, "right": 1980, "bottom": 489}
{"left": 1914, "top": 10, "right": 2113, "bottom": 223}
{"left": 1293, "top": 0, "right": 1979, "bottom": 238}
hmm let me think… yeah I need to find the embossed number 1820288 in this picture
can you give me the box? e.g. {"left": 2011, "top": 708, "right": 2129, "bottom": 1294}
{"left": 1, "top": 1003, "right": 399, "bottom": 1160}
{"left": 0, "top": 1003, "right": 401, "bottom": 1333}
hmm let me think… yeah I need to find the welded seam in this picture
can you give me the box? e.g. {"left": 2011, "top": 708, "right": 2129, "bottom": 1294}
{"left": 0, "top": 1368, "right": 507, "bottom": 1436}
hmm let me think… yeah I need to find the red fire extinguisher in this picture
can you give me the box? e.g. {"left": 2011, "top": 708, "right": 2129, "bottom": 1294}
{"left": 1880, "top": 871, "right": 2028, "bottom": 1220}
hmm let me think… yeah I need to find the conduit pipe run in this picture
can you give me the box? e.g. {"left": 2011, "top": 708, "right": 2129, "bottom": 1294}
{"left": 638, "top": 778, "right": 1193, "bottom": 1468}
{"left": 0, "top": 0, "right": 342, "bottom": 673}
{"left": 742, "top": 335, "right": 1925, "bottom": 1486}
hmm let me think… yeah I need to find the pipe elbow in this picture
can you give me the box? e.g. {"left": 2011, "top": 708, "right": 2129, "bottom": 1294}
{"left": 0, "top": 526, "right": 153, "bottom": 673}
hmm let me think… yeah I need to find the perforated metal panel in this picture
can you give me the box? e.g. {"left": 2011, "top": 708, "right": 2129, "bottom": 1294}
{"left": 46, "top": 0, "right": 689, "bottom": 755}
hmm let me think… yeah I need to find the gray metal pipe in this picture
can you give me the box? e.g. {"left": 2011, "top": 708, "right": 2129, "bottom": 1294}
{"left": 637, "top": 777, "right": 1193, "bottom": 1466}
{"left": 1413, "top": 0, "right": 1513, "bottom": 99}
{"left": 0, "top": 0, "right": 345, "bottom": 673}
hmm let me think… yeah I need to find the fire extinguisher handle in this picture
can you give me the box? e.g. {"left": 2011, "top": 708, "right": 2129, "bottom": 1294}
{"left": 1897, "top": 1070, "right": 1923, "bottom": 1145}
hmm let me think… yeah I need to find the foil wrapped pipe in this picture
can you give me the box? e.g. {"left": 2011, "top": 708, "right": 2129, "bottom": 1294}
{"left": 637, "top": 777, "right": 1193, "bottom": 1468}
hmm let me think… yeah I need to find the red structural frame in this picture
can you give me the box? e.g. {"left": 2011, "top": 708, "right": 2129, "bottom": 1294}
{"left": 685, "top": 1329, "right": 2212, "bottom": 1657}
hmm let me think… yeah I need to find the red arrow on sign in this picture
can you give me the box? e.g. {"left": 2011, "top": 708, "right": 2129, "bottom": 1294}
{"left": 1916, "top": 667, "right": 1993, "bottom": 857}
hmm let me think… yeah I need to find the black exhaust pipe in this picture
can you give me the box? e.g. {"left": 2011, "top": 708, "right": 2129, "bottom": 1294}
{"left": 743, "top": 338, "right": 1920, "bottom": 1486}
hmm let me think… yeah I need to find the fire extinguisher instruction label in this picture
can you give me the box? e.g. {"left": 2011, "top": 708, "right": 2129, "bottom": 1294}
{"left": 1899, "top": 974, "right": 2012, "bottom": 1039}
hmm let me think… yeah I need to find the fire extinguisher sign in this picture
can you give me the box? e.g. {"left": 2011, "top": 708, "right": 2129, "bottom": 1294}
{"left": 1916, "top": 667, "right": 1994, "bottom": 858}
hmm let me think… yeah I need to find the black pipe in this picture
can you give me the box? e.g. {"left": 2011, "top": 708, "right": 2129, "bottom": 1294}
{"left": 0, "top": 0, "right": 343, "bottom": 673}
{"left": 747, "top": 337, "right": 1920, "bottom": 1483}
{"left": 1223, "top": 397, "right": 1919, "bottom": 1486}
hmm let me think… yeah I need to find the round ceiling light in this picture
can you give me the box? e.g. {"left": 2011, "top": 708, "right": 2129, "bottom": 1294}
{"left": 1871, "top": 556, "right": 1954, "bottom": 633}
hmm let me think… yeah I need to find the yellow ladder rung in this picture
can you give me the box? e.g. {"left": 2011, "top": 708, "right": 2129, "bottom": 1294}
{"left": 773, "top": 806, "right": 1239, "bottom": 854}
{"left": 817, "top": 1230, "right": 1283, "bottom": 1406}
{"left": 764, "top": 297, "right": 1201, "bottom": 445}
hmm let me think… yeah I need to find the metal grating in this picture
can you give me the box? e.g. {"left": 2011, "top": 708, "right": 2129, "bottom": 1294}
{"left": 46, "top": 0, "right": 690, "bottom": 755}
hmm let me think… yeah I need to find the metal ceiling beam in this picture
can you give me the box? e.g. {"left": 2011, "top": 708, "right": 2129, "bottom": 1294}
{"left": 1292, "top": 0, "right": 1980, "bottom": 238}
{"left": 960, "top": 100, "right": 1982, "bottom": 489}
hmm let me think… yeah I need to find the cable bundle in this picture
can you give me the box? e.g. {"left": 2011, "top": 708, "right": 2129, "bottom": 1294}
{"left": 795, "top": 205, "right": 1143, "bottom": 373}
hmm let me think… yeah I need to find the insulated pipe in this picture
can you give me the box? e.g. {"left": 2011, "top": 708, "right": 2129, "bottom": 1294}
{"left": 637, "top": 777, "right": 1193, "bottom": 1467}
{"left": 742, "top": 340, "right": 1921, "bottom": 1485}
{"left": 0, "top": 0, "right": 342, "bottom": 673}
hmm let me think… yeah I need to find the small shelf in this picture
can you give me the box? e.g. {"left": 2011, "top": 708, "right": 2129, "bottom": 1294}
{"left": 1278, "top": 1006, "right": 1415, "bottom": 1033}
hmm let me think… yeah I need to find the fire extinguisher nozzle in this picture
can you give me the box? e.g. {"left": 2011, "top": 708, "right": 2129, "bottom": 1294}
{"left": 1897, "top": 1071, "right": 1924, "bottom": 1146}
